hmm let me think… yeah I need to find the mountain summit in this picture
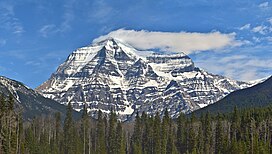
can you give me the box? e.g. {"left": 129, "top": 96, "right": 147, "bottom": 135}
{"left": 37, "top": 38, "right": 251, "bottom": 120}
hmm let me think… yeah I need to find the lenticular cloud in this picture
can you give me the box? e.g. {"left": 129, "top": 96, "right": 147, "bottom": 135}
{"left": 93, "top": 29, "right": 243, "bottom": 54}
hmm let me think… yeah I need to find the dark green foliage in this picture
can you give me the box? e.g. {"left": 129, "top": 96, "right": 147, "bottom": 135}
{"left": 63, "top": 102, "right": 75, "bottom": 154}
{"left": 97, "top": 110, "right": 106, "bottom": 154}
{"left": 81, "top": 104, "right": 90, "bottom": 154}
{"left": 215, "top": 114, "right": 224, "bottom": 154}
{"left": 153, "top": 112, "right": 161, "bottom": 154}
{"left": 116, "top": 122, "right": 126, "bottom": 154}
{"left": 194, "top": 76, "right": 272, "bottom": 115}
{"left": 131, "top": 111, "right": 142, "bottom": 154}
{"left": 177, "top": 112, "right": 186, "bottom": 153}
{"left": 108, "top": 110, "right": 118, "bottom": 154}
{"left": 0, "top": 95, "right": 22, "bottom": 154}
{"left": 161, "top": 109, "right": 170, "bottom": 154}
{"left": 1, "top": 90, "right": 272, "bottom": 154}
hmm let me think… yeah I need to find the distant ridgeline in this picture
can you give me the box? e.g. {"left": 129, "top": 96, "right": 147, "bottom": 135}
{"left": 193, "top": 76, "right": 272, "bottom": 116}
{"left": 0, "top": 76, "right": 80, "bottom": 121}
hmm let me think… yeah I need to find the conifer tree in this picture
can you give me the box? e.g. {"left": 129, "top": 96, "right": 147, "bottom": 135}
{"left": 177, "top": 112, "right": 186, "bottom": 153}
{"left": 153, "top": 112, "right": 161, "bottom": 154}
{"left": 231, "top": 106, "right": 241, "bottom": 142}
{"left": 132, "top": 111, "right": 142, "bottom": 154}
{"left": 197, "top": 113, "right": 205, "bottom": 154}
{"left": 81, "top": 104, "right": 90, "bottom": 154}
{"left": 204, "top": 112, "right": 212, "bottom": 154}
{"left": 161, "top": 109, "right": 170, "bottom": 154}
{"left": 166, "top": 120, "right": 178, "bottom": 154}
{"left": 141, "top": 111, "right": 148, "bottom": 153}
{"left": 97, "top": 110, "right": 106, "bottom": 154}
{"left": 146, "top": 115, "right": 154, "bottom": 154}
{"left": 188, "top": 113, "right": 197, "bottom": 153}
{"left": 63, "top": 102, "right": 74, "bottom": 154}
{"left": 215, "top": 113, "right": 224, "bottom": 154}
{"left": 108, "top": 110, "right": 117, "bottom": 154}
{"left": 54, "top": 112, "right": 61, "bottom": 153}
{"left": 116, "top": 121, "right": 126, "bottom": 154}
{"left": 25, "top": 124, "right": 39, "bottom": 153}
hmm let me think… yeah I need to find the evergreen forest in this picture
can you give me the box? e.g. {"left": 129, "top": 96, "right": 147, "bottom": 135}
{"left": 1, "top": 95, "right": 272, "bottom": 154}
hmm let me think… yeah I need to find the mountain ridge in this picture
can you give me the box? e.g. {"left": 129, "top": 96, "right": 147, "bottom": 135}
{"left": 192, "top": 75, "right": 272, "bottom": 115}
{"left": 0, "top": 76, "right": 80, "bottom": 121}
{"left": 36, "top": 38, "right": 253, "bottom": 120}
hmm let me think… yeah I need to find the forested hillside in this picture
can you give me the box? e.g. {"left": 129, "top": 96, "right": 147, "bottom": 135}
{"left": 1, "top": 94, "right": 272, "bottom": 154}
{"left": 194, "top": 76, "right": 272, "bottom": 115}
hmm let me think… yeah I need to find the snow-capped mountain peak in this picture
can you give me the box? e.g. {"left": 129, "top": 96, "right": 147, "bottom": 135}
{"left": 37, "top": 38, "right": 253, "bottom": 120}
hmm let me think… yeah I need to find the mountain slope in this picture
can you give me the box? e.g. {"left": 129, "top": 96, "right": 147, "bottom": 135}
{"left": 193, "top": 76, "right": 272, "bottom": 115}
{"left": 0, "top": 76, "right": 80, "bottom": 120}
{"left": 36, "top": 38, "right": 252, "bottom": 120}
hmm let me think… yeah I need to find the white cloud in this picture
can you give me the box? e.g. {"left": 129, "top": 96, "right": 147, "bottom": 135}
{"left": 252, "top": 36, "right": 262, "bottom": 42}
{"left": 259, "top": 2, "right": 269, "bottom": 8}
{"left": 239, "top": 24, "right": 251, "bottom": 30}
{"left": 251, "top": 25, "right": 269, "bottom": 35}
{"left": 0, "top": 2, "right": 24, "bottom": 34}
{"left": 38, "top": 0, "right": 75, "bottom": 37}
{"left": 93, "top": 29, "right": 243, "bottom": 54}
{"left": 195, "top": 54, "right": 272, "bottom": 81}
{"left": 61, "top": 0, "right": 75, "bottom": 32}
{"left": 39, "top": 24, "right": 57, "bottom": 37}
{"left": 267, "top": 17, "right": 272, "bottom": 25}
{"left": 266, "top": 36, "right": 272, "bottom": 42}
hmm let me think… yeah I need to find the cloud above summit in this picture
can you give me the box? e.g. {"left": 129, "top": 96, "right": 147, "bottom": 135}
{"left": 93, "top": 29, "right": 243, "bottom": 54}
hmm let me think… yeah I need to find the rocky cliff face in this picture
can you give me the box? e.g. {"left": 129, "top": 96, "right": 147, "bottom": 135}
{"left": 36, "top": 38, "right": 251, "bottom": 120}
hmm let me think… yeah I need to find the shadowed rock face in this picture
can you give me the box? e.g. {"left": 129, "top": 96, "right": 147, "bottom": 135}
{"left": 0, "top": 76, "right": 80, "bottom": 121}
{"left": 36, "top": 38, "right": 252, "bottom": 121}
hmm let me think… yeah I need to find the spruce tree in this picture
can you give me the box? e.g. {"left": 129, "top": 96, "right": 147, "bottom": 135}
{"left": 188, "top": 114, "right": 197, "bottom": 153}
{"left": 96, "top": 110, "right": 106, "bottom": 154}
{"left": 166, "top": 120, "right": 178, "bottom": 154}
{"left": 231, "top": 106, "right": 241, "bottom": 142}
{"left": 197, "top": 113, "right": 205, "bottom": 154}
{"left": 141, "top": 111, "right": 148, "bottom": 153}
{"left": 108, "top": 110, "right": 117, "bottom": 154}
{"left": 81, "top": 104, "right": 90, "bottom": 154}
{"left": 153, "top": 112, "right": 161, "bottom": 154}
{"left": 116, "top": 121, "right": 126, "bottom": 154}
{"left": 54, "top": 112, "right": 61, "bottom": 153}
{"left": 63, "top": 102, "right": 74, "bottom": 154}
{"left": 132, "top": 111, "right": 142, "bottom": 154}
{"left": 204, "top": 112, "right": 212, "bottom": 154}
{"left": 161, "top": 109, "right": 170, "bottom": 154}
{"left": 215, "top": 113, "right": 224, "bottom": 154}
{"left": 177, "top": 112, "right": 186, "bottom": 153}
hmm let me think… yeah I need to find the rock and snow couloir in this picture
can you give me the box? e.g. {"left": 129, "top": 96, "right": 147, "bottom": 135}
{"left": 36, "top": 38, "right": 252, "bottom": 120}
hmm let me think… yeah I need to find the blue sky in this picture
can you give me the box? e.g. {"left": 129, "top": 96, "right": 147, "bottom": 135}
{"left": 0, "top": 0, "right": 271, "bottom": 88}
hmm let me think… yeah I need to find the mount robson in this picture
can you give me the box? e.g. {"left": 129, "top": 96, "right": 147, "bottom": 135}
{"left": 1, "top": 37, "right": 271, "bottom": 154}
{"left": 35, "top": 38, "right": 255, "bottom": 121}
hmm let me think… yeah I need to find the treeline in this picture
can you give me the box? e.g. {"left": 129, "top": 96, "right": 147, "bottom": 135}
{"left": 1, "top": 95, "right": 272, "bottom": 153}
{"left": 0, "top": 95, "right": 23, "bottom": 154}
